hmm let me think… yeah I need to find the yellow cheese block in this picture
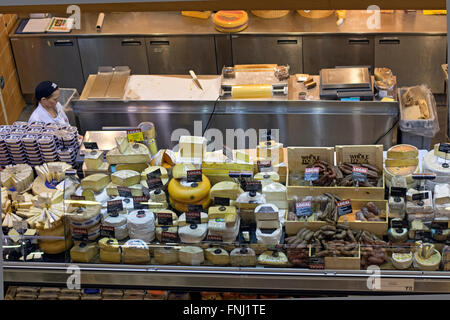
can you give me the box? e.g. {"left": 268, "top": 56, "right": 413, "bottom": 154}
{"left": 169, "top": 196, "right": 211, "bottom": 213}
{"left": 208, "top": 206, "right": 237, "bottom": 224}
{"left": 209, "top": 181, "right": 244, "bottom": 200}
{"left": 84, "top": 150, "right": 104, "bottom": 170}
{"left": 98, "top": 237, "right": 120, "bottom": 252}
{"left": 111, "top": 170, "right": 140, "bottom": 187}
{"left": 81, "top": 174, "right": 110, "bottom": 192}
{"left": 70, "top": 243, "right": 99, "bottom": 263}
{"left": 181, "top": 11, "right": 211, "bottom": 19}
{"left": 205, "top": 248, "right": 230, "bottom": 265}
{"left": 385, "top": 158, "right": 419, "bottom": 167}
{"left": 116, "top": 163, "right": 149, "bottom": 173}
{"left": 172, "top": 163, "right": 196, "bottom": 179}
{"left": 386, "top": 144, "right": 418, "bottom": 160}
{"left": 100, "top": 250, "right": 121, "bottom": 264}
{"left": 106, "top": 143, "right": 151, "bottom": 164}
{"left": 232, "top": 84, "right": 272, "bottom": 99}
{"left": 168, "top": 175, "right": 211, "bottom": 203}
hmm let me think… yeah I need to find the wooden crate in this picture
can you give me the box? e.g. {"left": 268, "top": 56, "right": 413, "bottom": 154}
{"left": 309, "top": 245, "right": 361, "bottom": 270}
{"left": 287, "top": 145, "right": 385, "bottom": 200}
{"left": 285, "top": 199, "right": 389, "bottom": 237}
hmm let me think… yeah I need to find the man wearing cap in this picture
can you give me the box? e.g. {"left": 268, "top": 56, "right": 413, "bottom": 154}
{"left": 28, "top": 81, "right": 70, "bottom": 126}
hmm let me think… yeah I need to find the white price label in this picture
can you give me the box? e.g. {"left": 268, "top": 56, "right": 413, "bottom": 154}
{"left": 380, "top": 278, "right": 414, "bottom": 292}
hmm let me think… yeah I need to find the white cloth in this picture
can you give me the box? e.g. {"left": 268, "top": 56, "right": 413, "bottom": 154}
{"left": 28, "top": 102, "right": 69, "bottom": 126}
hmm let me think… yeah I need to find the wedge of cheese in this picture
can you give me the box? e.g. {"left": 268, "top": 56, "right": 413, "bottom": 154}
{"left": 434, "top": 184, "right": 450, "bottom": 205}
{"left": 205, "top": 247, "right": 230, "bottom": 265}
{"left": 81, "top": 174, "right": 110, "bottom": 192}
{"left": 209, "top": 181, "right": 244, "bottom": 200}
{"left": 106, "top": 143, "right": 151, "bottom": 164}
{"left": 172, "top": 163, "right": 196, "bottom": 179}
{"left": 116, "top": 163, "right": 149, "bottom": 173}
{"left": 141, "top": 166, "right": 169, "bottom": 185}
{"left": 111, "top": 170, "right": 140, "bottom": 187}
{"left": 178, "top": 246, "right": 204, "bottom": 265}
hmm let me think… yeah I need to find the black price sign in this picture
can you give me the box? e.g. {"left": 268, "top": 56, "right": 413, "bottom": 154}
{"left": 133, "top": 196, "right": 149, "bottom": 209}
{"left": 146, "top": 178, "right": 163, "bottom": 190}
{"left": 304, "top": 167, "right": 319, "bottom": 181}
{"left": 187, "top": 170, "right": 202, "bottom": 183}
{"left": 257, "top": 160, "right": 272, "bottom": 173}
{"left": 308, "top": 256, "right": 325, "bottom": 270}
{"left": 186, "top": 212, "right": 201, "bottom": 225}
{"left": 412, "top": 173, "right": 437, "bottom": 180}
{"left": 146, "top": 169, "right": 161, "bottom": 179}
{"left": 83, "top": 142, "right": 99, "bottom": 150}
{"left": 412, "top": 192, "right": 429, "bottom": 201}
{"left": 390, "top": 187, "right": 407, "bottom": 198}
{"left": 72, "top": 228, "right": 88, "bottom": 242}
{"left": 222, "top": 145, "right": 234, "bottom": 161}
{"left": 100, "top": 225, "right": 115, "bottom": 238}
{"left": 215, "top": 197, "right": 230, "bottom": 206}
{"left": 157, "top": 212, "right": 173, "bottom": 226}
{"left": 337, "top": 199, "right": 353, "bottom": 216}
{"left": 244, "top": 181, "right": 262, "bottom": 192}
{"left": 107, "top": 200, "right": 123, "bottom": 214}
{"left": 391, "top": 219, "right": 405, "bottom": 229}
{"left": 229, "top": 171, "right": 253, "bottom": 179}
{"left": 206, "top": 234, "right": 223, "bottom": 242}
{"left": 414, "top": 231, "right": 432, "bottom": 242}
{"left": 117, "top": 186, "right": 132, "bottom": 198}
{"left": 161, "top": 231, "right": 178, "bottom": 243}
{"left": 295, "top": 201, "right": 313, "bottom": 217}
{"left": 438, "top": 143, "right": 450, "bottom": 154}
{"left": 70, "top": 195, "right": 85, "bottom": 201}
{"left": 352, "top": 166, "right": 368, "bottom": 182}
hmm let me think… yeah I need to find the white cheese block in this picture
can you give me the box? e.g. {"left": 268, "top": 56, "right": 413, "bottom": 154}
{"left": 205, "top": 247, "right": 230, "bottom": 265}
{"left": 257, "top": 251, "right": 289, "bottom": 266}
{"left": 406, "top": 190, "right": 433, "bottom": 214}
{"left": 255, "top": 203, "right": 279, "bottom": 221}
{"left": 256, "top": 224, "right": 282, "bottom": 245}
{"left": 111, "top": 170, "right": 140, "bottom": 187}
{"left": 178, "top": 246, "right": 204, "bottom": 265}
{"left": 209, "top": 181, "right": 244, "bottom": 200}
{"left": 434, "top": 184, "right": 450, "bottom": 205}
{"left": 154, "top": 246, "right": 179, "bottom": 265}
{"left": 84, "top": 150, "right": 104, "bottom": 170}
{"left": 262, "top": 182, "right": 286, "bottom": 201}
{"left": 178, "top": 223, "right": 208, "bottom": 243}
{"left": 236, "top": 192, "right": 266, "bottom": 205}
{"left": 208, "top": 217, "right": 240, "bottom": 242}
{"left": 81, "top": 174, "right": 110, "bottom": 192}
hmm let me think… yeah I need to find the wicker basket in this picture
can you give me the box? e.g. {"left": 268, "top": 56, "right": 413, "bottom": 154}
{"left": 296, "top": 10, "right": 334, "bottom": 19}
{"left": 251, "top": 10, "right": 290, "bottom": 19}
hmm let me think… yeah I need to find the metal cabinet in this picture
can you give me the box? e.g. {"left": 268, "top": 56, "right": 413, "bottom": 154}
{"left": 303, "top": 36, "right": 374, "bottom": 74}
{"left": 78, "top": 37, "right": 149, "bottom": 80}
{"left": 146, "top": 36, "right": 217, "bottom": 74}
{"left": 10, "top": 37, "right": 85, "bottom": 95}
{"left": 215, "top": 34, "right": 233, "bottom": 74}
{"left": 231, "top": 35, "right": 303, "bottom": 74}
{"left": 375, "top": 35, "right": 447, "bottom": 93}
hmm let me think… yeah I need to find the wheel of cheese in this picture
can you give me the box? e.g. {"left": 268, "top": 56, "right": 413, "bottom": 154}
{"left": 386, "top": 144, "right": 419, "bottom": 160}
{"left": 150, "top": 149, "right": 176, "bottom": 169}
{"left": 37, "top": 223, "right": 66, "bottom": 240}
{"left": 169, "top": 195, "right": 211, "bottom": 212}
{"left": 67, "top": 205, "right": 101, "bottom": 223}
{"left": 168, "top": 175, "right": 211, "bottom": 202}
{"left": 70, "top": 213, "right": 103, "bottom": 229}
{"left": 103, "top": 214, "right": 127, "bottom": 227}
{"left": 213, "top": 10, "right": 248, "bottom": 32}
{"left": 423, "top": 149, "right": 450, "bottom": 180}
{"left": 39, "top": 237, "right": 73, "bottom": 255}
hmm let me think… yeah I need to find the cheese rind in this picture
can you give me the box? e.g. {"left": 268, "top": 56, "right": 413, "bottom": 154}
{"left": 385, "top": 158, "right": 419, "bottom": 167}
{"left": 386, "top": 144, "right": 418, "bottom": 159}
{"left": 81, "top": 174, "right": 110, "bottom": 192}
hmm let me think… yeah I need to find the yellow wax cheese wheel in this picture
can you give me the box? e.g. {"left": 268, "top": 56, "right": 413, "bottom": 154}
{"left": 169, "top": 196, "right": 212, "bottom": 213}
{"left": 214, "top": 10, "right": 248, "bottom": 32}
{"left": 39, "top": 237, "right": 73, "bottom": 255}
{"left": 168, "top": 175, "right": 211, "bottom": 203}
{"left": 386, "top": 144, "right": 419, "bottom": 159}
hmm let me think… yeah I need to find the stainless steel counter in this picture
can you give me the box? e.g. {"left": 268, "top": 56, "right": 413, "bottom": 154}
{"left": 10, "top": 10, "right": 447, "bottom": 38}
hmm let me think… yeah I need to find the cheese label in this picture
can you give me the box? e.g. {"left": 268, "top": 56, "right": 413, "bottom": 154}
{"left": 100, "top": 225, "right": 115, "bottom": 238}
{"left": 229, "top": 171, "right": 253, "bottom": 179}
{"left": 414, "top": 231, "right": 432, "bottom": 242}
{"left": 438, "top": 143, "right": 450, "bottom": 154}
{"left": 390, "top": 187, "right": 407, "bottom": 198}
{"left": 222, "top": 144, "right": 234, "bottom": 161}
{"left": 352, "top": 166, "right": 368, "bottom": 182}
{"left": 133, "top": 196, "right": 149, "bottom": 209}
{"left": 337, "top": 199, "right": 353, "bottom": 216}
{"left": 126, "top": 129, "right": 144, "bottom": 142}
{"left": 83, "top": 142, "right": 99, "bottom": 150}
{"left": 391, "top": 220, "right": 405, "bottom": 229}
{"left": 308, "top": 256, "right": 325, "bottom": 270}
{"left": 146, "top": 169, "right": 161, "bottom": 179}
{"left": 117, "top": 186, "right": 132, "bottom": 198}
{"left": 187, "top": 170, "right": 202, "bottom": 183}
{"left": 161, "top": 231, "right": 178, "bottom": 243}
{"left": 157, "top": 212, "right": 173, "bottom": 226}
{"left": 72, "top": 228, "right": 88, "bottom": 241}
{"left": 70, "top": 195, "right": 86, "bottom": 207}
{"left": 412, "top": 173, "right": 437, "bottom": 180}
{"left": 412, "top": 192, "right": 429, "bottom": 201}
{"left": 186, "top": 211, "right": 201, "bottom": 225}
{"left": 146, "top": 178, "right": 163, "bottom": 190}
{"left": 304, "top": 167, "right": 319, "bottom": 181}
{"left": 215, "top": 197, "right": 230, "bottom": 206}
{"left": 107, "top": 200, "right": 123, "bottom": 214}
{"left": 244, "top": 181, "right": 262, "bottom": 192}
{"left": 257, "top": 160, "right": 272, "bottom": 173}
{"left": 206, "top": 234, "right": 223, "bottom": 242}
{"left": 295, "top": 201, "right": 312, "bottom": 217}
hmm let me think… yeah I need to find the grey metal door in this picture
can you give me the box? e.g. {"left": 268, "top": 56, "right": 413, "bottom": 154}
{"left": 375, "top": 35, "right": 447, "bottom": 93}
{"left": 146, "top": 36, "right": 217, "bottom": 74}
{"left": 231, "top": 35, "right": 303, "bottom": 74}
{"left": 78, "top": 37, "right": 149, "bottom": 80}
{"left": 10, "top": 37, "right": 85, "bottom": 95}
{"left": 303, "top": 36, "right": 374, "bottom": 74}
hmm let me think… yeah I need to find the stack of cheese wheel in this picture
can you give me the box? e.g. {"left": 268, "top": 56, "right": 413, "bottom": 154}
{"left": 168, "top": 168, "right": 211, "bottom": 212}
{"left": 103, "top": 213, "right": 128, "bottom": 240}
{"left": 207, "top": 206, "right": 240, "bottom": 242}
{"left": 423, "top": 143, "right": 450, "bottom": 189}
{"left": 384, "top": 144, "right": 419, "bottom": 189}
{"left": 67, "top": 204, "right": 102, "bottom": 241}
{"left": 213, "top": 10, "right": 248, "bottom": 33}
{"left": 127, "top": 209, "right": 155, "bottom": 243}
{"left": 178, "top": 212, "right": 209, "bottom": 243}
{"left": 1, "top": 163, "right": 34, "bottom": 193}
{"left": 98, "top": 237, "right": 121, "bottom": 263}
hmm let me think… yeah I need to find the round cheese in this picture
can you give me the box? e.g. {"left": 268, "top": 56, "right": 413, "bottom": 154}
{"left": 386, "top": 144, "right": 418, "bottom": 160}
{"left": 103, "top": 214, "right": 127, "bottom": 227}
{"left": 1, "top": 164, "right": 34, "bottom": 193}
{"left": 178, "top": 223, "right": 208, "bottom": 243}
{"left": 392, "top": 252, "right": 413, "bottom": 270}
{"left": 168, "top": 175, "right": 211, "bottom": 203}
{"left": 413, "top": 249, "right": 441, "bottom": 271}
{"left": 423, "top": 149, "right": 450, "bottom": 181}
{"left": 70, "top": 213, "right": 102, "bottom": 229}
{"left": 39, "top": 237, "right": 73, "bottom": 255}
{"left": 66, "top": 205, "right": 101, "bottom": 223}
{"left": 213, "top": 10, "right": 248, "bottom": 29}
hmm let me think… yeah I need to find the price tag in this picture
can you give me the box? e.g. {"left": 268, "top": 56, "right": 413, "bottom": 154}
{"left": 257, "top": 160, "right": 272, "bottom": 173}
{"left": 107, "top": 200, "right": 123, "bottom": 214}
{"left": 352, "top": 166, "right": 368, "bottom": 182}
{"left": 412, "top": 173, "right": 437, "bottom": 180}
{"left": 100, "top": 225, "right": 115, "bottom": 238}
{"left": 187, "top": 170, "right": 202, "bottom": 183}
{"left": 390, "top": 187, "right": 407, "bottom": 198}
{"left": 146, "top": 178, "right": 163, "bottom": 190}
{"left": 414, "top": 230, "right": 433, "bottom": 242}
{"left": 337, "top": 199, "right": 353, "bottom": 216}
{"left": 133, "top": 196, "right": 149, "bottom": 209}
{"left": 295, "top": 201, "right": 313, "bottom": 217}
{"left": 206, "top": 234, "right": 223, "bottom": 242}
{"left": 438, "top": 143, "right": 450, "bottom": 154}
{"left": 65, "top": 169, "right": 77, "bottom": 176}
{"left": 83, "top": 141, "right": 99, "bottom": 150}
{"left": 223, "top": 144, "right": 234, "bottom": 161}
{"left": 161, "top": 230, "right": 178, "bottom": 243}
{"left": 244, "top": 181, "right": 262, "bottom": 193}
{"left": 412, "top": 192, "right": 429, "bottom": 201}
{"left": 228, "top": 171, "right": 253, "bottom": 179}
{"left": 126, "top": 128, "right": 144, "bottom": 142}
{"left": 304, "top": 167, "right": 319, "bottom": 181}
{"left": 186, "top": 204, "right": 202, "bottom": 224}
{"left": 72, "top": 228, "right": 88, "bottom": 242}
{"left": 215, "top": 197, "right": 230, "bottom": 206}
{"left": 146, "top": 169, "right": 161, "bottom": 179}
{"left": 117, "top": 186, "right": 132, "bottom": 198}
{"left": 379, "top": 278, "right": 414, "bottom": 292}
{"left": 308, "top": 256, "right": 325, "bottom": 270}
{"left": 391, "top": 219, "right": 405, "bottom": 229}
{"left": 157, "top": 212, "right": 173, "bottom": 226}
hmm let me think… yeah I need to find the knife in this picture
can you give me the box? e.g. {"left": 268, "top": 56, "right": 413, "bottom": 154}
{"left": 189, "top": 70, "right": 203, "bottom": 90}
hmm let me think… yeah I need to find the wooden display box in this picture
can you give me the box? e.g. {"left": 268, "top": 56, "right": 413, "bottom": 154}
{"left": 285, "top": 199, "right": 389, "bottom": 237}
{"left": 286, "top": 145, "right": 385, "bottom": 200}
{"left": 309, "top": 244, "right": 361, "bottom": 270}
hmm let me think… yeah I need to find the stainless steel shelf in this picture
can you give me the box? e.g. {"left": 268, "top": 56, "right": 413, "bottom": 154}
{"left": 4, "top": 262, "right": 450, "bottom": 294}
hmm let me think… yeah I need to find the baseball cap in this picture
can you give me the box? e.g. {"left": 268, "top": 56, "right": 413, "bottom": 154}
{"left": 35, "top": 81, "right": 59, "bottom": 101}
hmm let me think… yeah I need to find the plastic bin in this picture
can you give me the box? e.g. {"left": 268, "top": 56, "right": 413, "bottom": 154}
{"left": 58, "top": 88, "right": 79, "bottom": 128}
